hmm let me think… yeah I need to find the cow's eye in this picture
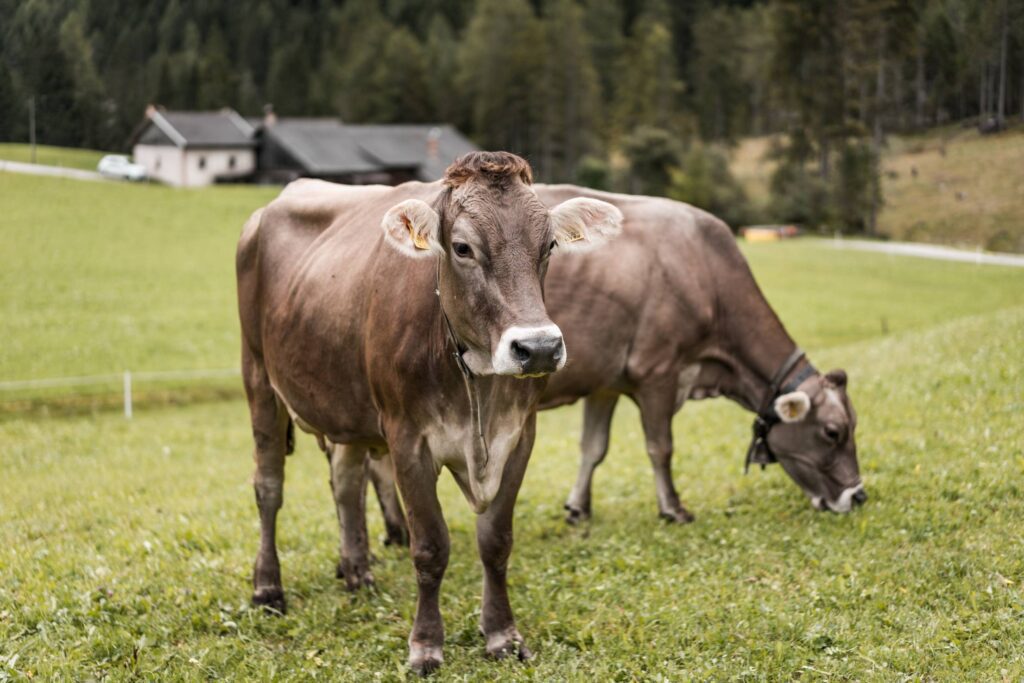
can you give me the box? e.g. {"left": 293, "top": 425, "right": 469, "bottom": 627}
{"left": 452, "top": 242, "right": 473, "bottom": 259}
{"left": 543, "top": 240, "right": 557, "bottom": 259}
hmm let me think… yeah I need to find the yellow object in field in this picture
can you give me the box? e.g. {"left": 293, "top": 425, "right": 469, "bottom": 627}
{"left": 744, "top": 228, "right": 781, "bottom": 242}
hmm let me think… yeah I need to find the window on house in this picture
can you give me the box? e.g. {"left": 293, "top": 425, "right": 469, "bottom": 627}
{"left": 155, "top": 157, "right": 161, "bottom": 171}
{"left": 198, "top": 156, "right": 206, "bottom": 170}
{"left": 228, "top": 155, "right": 236, "bottom": 169}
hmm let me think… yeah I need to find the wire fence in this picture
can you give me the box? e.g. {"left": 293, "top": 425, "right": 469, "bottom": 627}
{"left": 0, "top": 367, "right": 241, "bottom": 418}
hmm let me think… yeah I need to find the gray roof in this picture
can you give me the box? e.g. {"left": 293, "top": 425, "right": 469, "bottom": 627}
{"left": 348, "top": 124, "right": 478, "bottom": 181}
{"left": 266, "top": 119, "right": 478, "bottom": 180}
{"left": 138, "top": 109, "right": 257, "bottom": 148}
{"left": 265, "top": 119, "right": 380, "bottom": 175}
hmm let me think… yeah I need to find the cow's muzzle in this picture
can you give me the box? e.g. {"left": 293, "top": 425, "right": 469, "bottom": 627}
{"left": 493, "top": 324, "right": 566, "bottom": 376}
{"left": 812, "top": 483, "right": 867, "bottom": 513}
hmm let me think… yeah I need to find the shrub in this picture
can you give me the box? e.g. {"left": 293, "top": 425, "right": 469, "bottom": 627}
{"left": 768, "top": 160, "right": 831, "bottom": 228}
{"left": 668, "top": 144, "right": 752, "bottom": 229}
{"left": 575, "top": 155, "right": 612, "bottom": 191}
{"left": 622, "top": 126, "right": 681, "bottom": 196}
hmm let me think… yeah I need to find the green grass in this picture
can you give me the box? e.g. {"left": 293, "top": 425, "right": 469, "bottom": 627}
{"left": 2, "top": 172, "right": 1024, "bottom": 678}
{"left": 1, "top": 306, "right": 1022, "bottom": 680}
{"left": 0, "top": 144, "right": 110, "bottom": 172}
{"left": 0, "top": 173, "right": 276, "bottom": 391}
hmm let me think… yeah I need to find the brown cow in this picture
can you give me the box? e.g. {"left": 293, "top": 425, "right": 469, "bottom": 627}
{"left": 235, "top": 153, "right": 621, "bottom": 674}
{"left": 349, "top": 185, "right": 865, "bottom": 548}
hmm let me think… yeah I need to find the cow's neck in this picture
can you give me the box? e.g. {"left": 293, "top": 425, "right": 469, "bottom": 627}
{"left": 696, "top": 286, "right": 807, "bottom": 413}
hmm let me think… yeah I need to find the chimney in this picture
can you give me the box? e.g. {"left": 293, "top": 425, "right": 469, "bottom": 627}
{"left": 427, "top": 127, "right": 441, "bottom": 160}
{"left": 145, "top": 104, "right": 157, "bottom": 119}
{"left": 263, "top": 103, "right": 277, "bottom": 127}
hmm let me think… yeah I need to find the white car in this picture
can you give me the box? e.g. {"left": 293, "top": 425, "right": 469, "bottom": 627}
{"left": 97, "top": 155, "right": 147, "bottom": 181}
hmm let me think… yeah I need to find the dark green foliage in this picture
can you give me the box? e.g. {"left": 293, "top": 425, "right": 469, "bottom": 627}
{"left": 769, "top": 158, "right": 831, "bottom": 229}
{"left": 621, "top": 125, "right": 680, "bottom": 196}
{"left": 668, "top": 144, "right": 752, "bottom": 229}
{"left": 833, "top": 141, "right": 883, "bottom": 233}
{"left": 575, "top": 154, "right": 611, "bottom": 190}
{"left": 0, "top": 0, "right": 1019, "bottom": 213}
{"left": 0, "top": 62, "right": 25, "bottom": 142}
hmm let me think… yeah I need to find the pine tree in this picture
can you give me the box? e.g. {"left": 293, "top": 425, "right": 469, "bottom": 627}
{"left": 197, "top": 24, "right": 237, "bottom": 110}
{"left": 369, "top": 28, "right": 434, "bottom": 123}
{"left": 613, "top": 9, "right": 684, "bottom": 137}
{"left": 0, "top": 61, "right": 25, "bottom": 142}
{"left": 541, "top": 0, "right": 601, "bottom": 180}
{"left": 457, "top": 0, "right": 547, "bottom": 165}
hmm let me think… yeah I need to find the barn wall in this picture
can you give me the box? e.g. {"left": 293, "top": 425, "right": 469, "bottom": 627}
{"left": 133, "top": 145, "right": 255, "bottom": 187}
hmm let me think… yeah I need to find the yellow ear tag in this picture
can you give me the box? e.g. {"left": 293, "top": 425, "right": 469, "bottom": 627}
{"left": 565, "top": 228, "right": 585, "bottom": 243}
{"left": 405, "top": 218, "right": 430, "bottom": 250}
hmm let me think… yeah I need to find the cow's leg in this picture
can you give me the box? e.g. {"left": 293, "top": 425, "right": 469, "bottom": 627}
{"left": 329, "top": 444, "right": 374, "bottom": 590}
{"left": 564, "top": 392, "right": 619, "bottom": 524}
{"left": 637, "top": 388, "right": 694, "bottom": 523}
{"left": 477, "top": 415, "right": 534, "bottom": 661}
{"left": 368, "top": 454, "right": 409, "bottom": 547}
{"left": 391, "top": 448, "right": 449, "bottom": 675}
{"left": 243, "top": 351, "right": 290, "bottom": 613}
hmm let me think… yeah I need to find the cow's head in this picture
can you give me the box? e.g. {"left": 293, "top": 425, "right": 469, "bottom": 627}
{"left": 767, "top": 369, "right": 866, "bottom": 512}
{"left": 382, "top": 151, "right": 621, "bottom": 377}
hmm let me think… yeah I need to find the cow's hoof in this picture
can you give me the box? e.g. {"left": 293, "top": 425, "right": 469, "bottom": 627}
{"left": 336, "top": 559, "right": 375, "bottom": 591}
{"left": 252, "top": 586, "right": 287, "bottom": 614}
{"left": 484, "top": 627, "right": 532, "bottom": 661}
{"left": 563, "top": 503, "right": 591, "bottom": 526}
{"left": 408, "top": 642, "right": 443, "bottom": 676}
{"left": 383, "top": 523, "right": 409, "bottom": 547}
{"left": 659, "top": 507, "right": 695, "bottom": 524}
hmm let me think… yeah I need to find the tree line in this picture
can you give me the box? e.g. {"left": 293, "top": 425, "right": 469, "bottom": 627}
{"left": 1, "top": 0, "right": 1021, "bottom": 232}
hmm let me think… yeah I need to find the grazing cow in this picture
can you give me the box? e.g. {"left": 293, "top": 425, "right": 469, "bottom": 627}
{"left": 235, "top": 152, "right": 621, "bottom": 674}
{"left": 352, "top": 186, "right": 866, "bottom": 548}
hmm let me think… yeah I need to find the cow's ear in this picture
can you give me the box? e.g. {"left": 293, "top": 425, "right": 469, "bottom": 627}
{"left": 774, "top": 391, "right": 811, "bottom": 423}
{"left": 549, "top": 198, "right": 623, "bottom": 252}
{"left": 382, "top": 199, "right": 442, "bottom": 258}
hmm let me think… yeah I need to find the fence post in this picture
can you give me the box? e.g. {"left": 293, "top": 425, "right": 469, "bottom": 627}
{"left": 124, "top": 370, "right": 132, "bottom": 419}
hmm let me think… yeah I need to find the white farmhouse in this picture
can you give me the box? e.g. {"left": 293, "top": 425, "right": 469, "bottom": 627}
{"left": 131, "top": 106, "right": 257, "bottom": 187}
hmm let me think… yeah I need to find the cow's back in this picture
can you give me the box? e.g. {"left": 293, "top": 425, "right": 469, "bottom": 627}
{"left": 534, "top": 185, "right": 730, "bottom": 406}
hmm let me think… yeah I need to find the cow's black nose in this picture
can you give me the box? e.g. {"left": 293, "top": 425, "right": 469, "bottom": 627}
{"left": 511, "top": 336, "right": 563, "bottom": 374}
{"left": 852, "top": 489, "right": 868, "bottom": 506}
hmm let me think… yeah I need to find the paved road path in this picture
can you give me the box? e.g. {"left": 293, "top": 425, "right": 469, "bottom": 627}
{"left": 830, "top": 237, "right": 1024, "bottom": 268}
{"left": 0, "top": 159, "right": 107, "bottom": 182}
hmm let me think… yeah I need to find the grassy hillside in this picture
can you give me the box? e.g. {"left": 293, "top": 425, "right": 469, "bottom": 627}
{"left": 1, "top": 304, "right": 1021, "bottom": 680}
{"left": 0, "top": 143, "right": 109, "bottom": 171}
{"left": 882, "top": 125, "right": 1024, "bottom": 252}
{"left": 3, "top": 171, "right": 1023, "bottom": 411}
{"left": 730, "top": 124, "right": 1024, "bottom": 253}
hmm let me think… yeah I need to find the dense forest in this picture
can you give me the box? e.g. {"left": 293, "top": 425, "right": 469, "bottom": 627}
{"left": 1, "top": 0, "right": 1022, "bottom": 231}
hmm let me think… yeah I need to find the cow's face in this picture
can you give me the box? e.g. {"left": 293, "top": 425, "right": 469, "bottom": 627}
{"left": 766, "top": 369, "right": 867, "bottom": 512}
{"left": 382, "top": 152, "right": 621, "bottom": 377}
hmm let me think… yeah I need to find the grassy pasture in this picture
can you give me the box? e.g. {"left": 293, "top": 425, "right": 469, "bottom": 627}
{"left": 1, "top": 172, "right": 1023, "bottom": 679}
{"left": 0, "top": 144, "right": 109, "bottom": 172}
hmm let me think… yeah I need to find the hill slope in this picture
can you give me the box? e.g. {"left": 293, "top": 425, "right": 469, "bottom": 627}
{"left": 731, "top": 124, "right": 1024, "bottom": 253}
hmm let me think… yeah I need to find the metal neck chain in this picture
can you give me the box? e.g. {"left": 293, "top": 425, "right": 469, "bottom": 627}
{"left": 435, "top": 260, "right": 490, "bottom": 468}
